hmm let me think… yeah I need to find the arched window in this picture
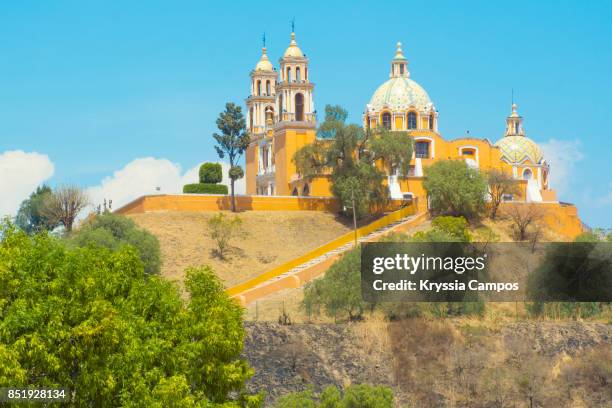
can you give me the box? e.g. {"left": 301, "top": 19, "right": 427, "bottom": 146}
{"left": 382, "top": 112, "right": 392, "bottom": 129}
{"left": 305, "top": 67, "right": 308, "bottom": 80}
{"left": 302, "top": 184, "right": 310, "bottom": 196}
{"left": 515, "top": 122, "right": 520, "bottom": 134}
{"left": 415, "top": 141, "right": 430, "bottom": 158}
{"left": 399, "top": 64, "right": 404, "bottom": 75}
{"left": 296, "top": 67, "right": 301, "bottom": 82}
{"left": 265, "top": 107, "right": 274, "bottom": 124}
{"left": 249, "top": 107, "right": 254, "bottom": 130}
{"left": 266, "top": 80, "right": 271, "bottom": 95}
{"left": 292, "top": 187, "right": 299, "bottom": 196}
{"left": 429, "top": 114, "right": 434, "bottom": 130}
{"left": 256, "top": 80, "right": 261, "bottom": 96}
{"left": 295, "top": 93, "right": 304, "bottom": 121}
{"left": 286, "top": 67, "right": 291, "bottom": 82}
{"left": 278, "top": 93, "right": 284, "bottom": 119}
{"left": 523, "top": 168, "right": 533, "bottom": 180}
{"left": 407, "top": 112, "right": 417, "bottom": 129}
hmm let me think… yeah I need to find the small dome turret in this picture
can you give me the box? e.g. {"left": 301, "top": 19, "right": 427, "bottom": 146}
{"left": 283, "top": 32, "right": 304, "bottom": 58}
{"left": 255, "top": 47, "right": 274, "bottom": 71}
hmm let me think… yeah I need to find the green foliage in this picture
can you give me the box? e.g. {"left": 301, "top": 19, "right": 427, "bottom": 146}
{"left": 199, "top": 162, "right": 223, "bottom": 184}
{"left": 431, "top": 216, "right": 472, "bottom": 242}
{"left": 294, "top": 104, "right": 413, "bottom": 218}
{"left": 0, "top": 221, "right": 260, "bottom": 406}
{"left": 213, "top": 102, "right": 250, "bottom": 211}
{"left": 274, "top": 384, "right": 393, "bottom": 408}
{"left": 574, "top": 231, "right": 601, "bottom": 242}
{"left": 14, "top": 185, "right": 58, "bottom": 233}
{"left": 183, "top": 183, "right": 229, "bottom": 194}
{"left": 70, "top": 213, "right": 161, "bottom": 275}
{"left": 423, "top": 159, "right": 487, "bottom": 219}
{"left": 302, "top": 248, "right": 368, "bottom": 321}
{"left": 207, "top": 212, "right": 244, "bottom": 259}
{"left": 527, "top": 242, "right": 612, "bottom": 303}
{"left": 486, "top": 168, "right": 520, "bottom": 219}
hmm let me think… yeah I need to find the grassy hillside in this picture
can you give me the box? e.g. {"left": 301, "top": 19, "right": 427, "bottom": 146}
{"left": 129, "top": 211, "right": 353, "bottom": 287}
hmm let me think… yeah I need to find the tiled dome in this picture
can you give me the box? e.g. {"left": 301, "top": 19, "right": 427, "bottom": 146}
{"left": 495, "top": 136, "right": 543, "bottom": 164}
{"left": 368, "top": 77, "right": 432, "bottom": 112}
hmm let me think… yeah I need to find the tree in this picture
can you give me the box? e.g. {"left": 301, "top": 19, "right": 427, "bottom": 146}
{"left": 70, "top": 213, "right": 161, "bottom": 275}
{"left": 302, "top": 247, "right": 368, "bottom": 321}
{"left": 41, "top": 185, "right": 88, "bottom": 232}
{"left": 294, "top": 105, "right": 413, "bottom": 218}
{"left": 200, "top": 162, "right": 223, "bottom": 184}
{"left": 207, "top": 212, "right": 244, "bottom": 259}
{"left": 486, "top": 168, "right": 520, "bottom": 220}
{"left": 0, "top": 221, "right": 262, "bottom": 406}
{"left": 14, "top": 185, "right": 58, "bottom": 233}
{"left": 503, "top": 203, "right": 542, "bottom": 241}
{"left": 213, "top": 103, "right": 250, "bottom": 212}
{"left": 423, "top": 159, "right": 487, "bottom": 219}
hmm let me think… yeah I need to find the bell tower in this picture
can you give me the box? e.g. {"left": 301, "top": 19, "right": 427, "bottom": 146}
{"left": 504, "top": 103, "right": 525, "bottom": 137}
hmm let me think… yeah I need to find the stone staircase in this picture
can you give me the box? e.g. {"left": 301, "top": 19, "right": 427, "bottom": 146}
{"left": 231, "top": 212, "right": 426, "bottom": 302}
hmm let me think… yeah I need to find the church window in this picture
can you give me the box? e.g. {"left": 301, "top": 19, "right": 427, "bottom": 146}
{"left": 522, "top": 168, "right": 533, "bottom": 180}
{"left": 415, "top": 141, "right": 430, "bottom": 158}
{"left": 292, "top": 187, "right": 299, "bottom": 196}
{"left": 515, "top": 122, "right": 520, "bottom": 134}
{"left": 295, "top": 93, "right": 304, "bottom": 121}
{"left": 265, "top": 107, "right": 274, "bottom": 124}
{"left": 279, "top": 94, "right": 284, "bottom": 118}
{"left": 266, "top": 80, "right": 271, "bottom": 95}
{"left": 303, "top": 184, "right": 310, "bottom": 196}
{"left": 296, "top": 67, "right": 301, "bottom": 82}
{"left": 408, "top": 112, "right": 417, "bottom": 129}
{"left": 429, "top": 114, "right": 434, "bottom": 130}
{"left": 256, "top": 80, "right": 261, "bottom": 96}
{"left": 287, "top": 67, "right": 292, "bottom": 82}
{"left": 305, "top": 67, "right": 308, "bottom": 80}
{"left": 400, "top": 64, "right": 404, "bottom": 75}
{"left": 382, "top": 112, "right": 392, "bottom": 129}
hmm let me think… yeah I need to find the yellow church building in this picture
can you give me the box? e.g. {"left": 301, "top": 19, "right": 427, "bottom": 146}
{"left": 245, "top": 33, "right": 557, "bottom": 205}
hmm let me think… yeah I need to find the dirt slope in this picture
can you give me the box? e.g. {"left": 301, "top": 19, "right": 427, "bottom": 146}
{"left": 129, "top": 211, "right": 352, "bottom": 287}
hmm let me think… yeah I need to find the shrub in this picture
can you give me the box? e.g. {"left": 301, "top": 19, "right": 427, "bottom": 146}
{"left": 431, "top": 216, "right": 471, "bottom": 242}
{"left": 274, "top": 384, "right": 393, "bottom": 408}
{"left": 423, "top": 159, "right": 487, "bottom": 219}
{"left": 0, "top": 221, "right": 261, "bottom": 406}
{"left": 183, "top": 183, "right": 228, "bottom": 194}
{"left": 199, "top": 162, "right": 223, "bottom": 184}
{"left": 302, "top": 247, "right": 368, "bottom": 321}
{"left": 208, "top": 212, "right": 243, "bottom": 259}
{"left": 70, "top": 213, "right": 161, "bottom": 275}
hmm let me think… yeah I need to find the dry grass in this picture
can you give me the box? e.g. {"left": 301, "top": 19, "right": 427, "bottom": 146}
{"left": 128, "top": 211, "right": 352, "bottom": 288}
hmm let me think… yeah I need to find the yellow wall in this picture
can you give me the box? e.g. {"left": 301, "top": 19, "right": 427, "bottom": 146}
{"left": 245, "top": 144, "right": 257, "bottom": 195}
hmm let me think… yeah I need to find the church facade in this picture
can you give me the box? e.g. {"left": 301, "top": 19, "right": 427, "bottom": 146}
{"left": 245, "top": 33, "right": 556, "bottom": 204}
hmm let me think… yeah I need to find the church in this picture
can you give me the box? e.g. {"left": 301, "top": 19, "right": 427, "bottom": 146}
{"left": 244, "top": 32, "right": 557, "bottom": 205}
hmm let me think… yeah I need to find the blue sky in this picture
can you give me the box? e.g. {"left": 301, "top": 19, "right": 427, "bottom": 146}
{"left": 1, "top": 0, "right": 611, "bottom": 227}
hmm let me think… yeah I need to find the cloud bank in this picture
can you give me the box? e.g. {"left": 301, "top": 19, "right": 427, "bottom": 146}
{"left": 540, "top": 139, "right": 584, "bottom": 196}
{"left": 0, "top": 150, "right": 55, "bottom": 217}
{"left": 87, "top": 158, "right": 245, "bottom": 211}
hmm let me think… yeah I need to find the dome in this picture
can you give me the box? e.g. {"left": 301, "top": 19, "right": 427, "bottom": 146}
{"left": 495, "top": 136, "right": 543, "bottom": 164}
{"left": 255, "top": 47, "right": 273, "bottom": 71}
{"left": 368, "top": 77, "right": 432, "bottom": 112}
{"left": 283, "top": 32, "right": 304, "bottom": 58}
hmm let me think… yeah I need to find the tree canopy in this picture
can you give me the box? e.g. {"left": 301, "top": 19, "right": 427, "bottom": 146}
{"left": 70, "top": 213, "right": 162, "bottom": 275}
{"left": 15, "top": 185, "right": 58, "bottom": 234}
{"left": 294, "top": 105, "right": 413, "bottom": 218}
{"left": 423, "top": 160, "right": 487, "bottom": 219}
{"left": 0, "top": 222, "right": 261, "bottom": 406}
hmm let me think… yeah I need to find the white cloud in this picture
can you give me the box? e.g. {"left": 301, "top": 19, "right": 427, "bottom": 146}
{"left": 0, "top": 150, "right": 54, "bottom": 217}
{"left": 87, "top": 158, "right": 245, "bottom": 211}
{"left": 540, "top": 139, "right": 584, "bottom": 196}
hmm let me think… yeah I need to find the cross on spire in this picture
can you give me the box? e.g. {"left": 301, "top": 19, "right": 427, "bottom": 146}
{"left": 291, "top": 18, "right": 295, "bottom": 33}
{"left": 262, "top": 32, "right": 266, "bottom": 48}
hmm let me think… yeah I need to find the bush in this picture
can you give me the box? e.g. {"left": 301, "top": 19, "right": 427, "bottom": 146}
{"left": 0, "top": 222, "right": 261, "bottom": 406}
{"left": 70, "top": 213, "right": 161, "bottom": 275}
{"left": 274, "top": 384, "right": 393, "bottom": 408}
{"left": 302, "top": 248, "right": 368, "bottom": 321}
{"left": 183, "top": 183, "right": 228, "bottom": 194}
{"left": 199, "top": 162, "right": 223, "bottom": 184}
{"left": 431, "top": 216, "right": 471, "bottom": 242}
{"left": 423, "top": 159, "right": 487, "bottom": 219}
{"left": 208, "top": 212, "right": 243, "bottom": 259}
